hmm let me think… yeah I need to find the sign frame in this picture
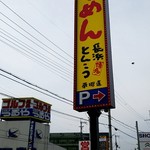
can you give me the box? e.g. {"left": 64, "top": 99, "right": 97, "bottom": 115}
{"left": 74, "top": 0, "right": 115, "bottom": 111}
{"left": 0, "top": 97, "right": 51, "bottom": 123}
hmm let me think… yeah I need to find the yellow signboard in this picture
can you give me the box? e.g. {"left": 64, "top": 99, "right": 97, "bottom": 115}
{"left": 77, "top": 0, "right": 107, "bottom": 91}
{"left": 74, "top": 0, "right": 115, "bottom": 111}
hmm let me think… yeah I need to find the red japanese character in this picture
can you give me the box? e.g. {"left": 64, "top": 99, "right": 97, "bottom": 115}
{"left": 80, "top": 1, "right": 102, "bottom": 18}
{"left": 10, "top": 100, "right": 18, "bottom": 108}
{"left": 2, "top": 99, "right": 10, "bottom": 108}
{"left": 18, "top": 99, "right": 25, "bottom": 108}
{"left": 25, "top": 99, "right": 31, "bottom": 108}
{"left": 93, "top": 61, "right": 104, "bottom": 76}
{"left": 81, "top": 141, "right": 90, "bottom": 150}
{"left": 79, "top": 0, "right": 102, "bottom": 41}
{"left": 80, "top": 19, "right": 102, "bottom": 41}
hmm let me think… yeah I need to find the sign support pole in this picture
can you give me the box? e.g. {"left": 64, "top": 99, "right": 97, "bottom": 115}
{"left": 88, "top": 109, "right": 101, "bottom": 150}
{"left": 108, "top": 109, "right": 113, "bottom": 150}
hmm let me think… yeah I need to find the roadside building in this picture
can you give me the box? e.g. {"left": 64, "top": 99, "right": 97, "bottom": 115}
{"left": 0, "top": 97, "right": 66, "bottom": 150}
{"left": 50, "top": 132, "right": 109, "bottom": 150}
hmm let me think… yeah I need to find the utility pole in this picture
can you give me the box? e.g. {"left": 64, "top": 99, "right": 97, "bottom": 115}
{"left": 108, "top": 109, "right": 113, "bottom": 150}
{"left": 115, "top": 135, "right": 119, "bottom": 150}
{"left": 144, "top": 110, "right": 150, "bottom": 122}
{"left": 136, "top": 121, "right": 140, "bottom": 150}
{"left": 79, "top": 120, "right": 87, "bottom": 140}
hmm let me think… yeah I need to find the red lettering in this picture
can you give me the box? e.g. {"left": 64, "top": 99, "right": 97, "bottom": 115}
{"left": 25, "top": 99, "right": 31, "bottom": 108}
{"left": 80, "top": 19, "right": 102, "bottom": 41}
{"left": 32, "top": 99, "right": 51, "bottom": 113}
{"left": 18, "top": 99, "right": 25, "bottom": 108}
{"left": 2, "top": 99, "right": 10, "bottom": 108}
{"left": 2, "top": 98, "right": 51, "bottom": 114}
{"left": 79, "top": 0, "right": 102, "bottom": 41}
{"left": 80, "top": 1, "right": 102, "bottom": 18}
{"left": 10, "top": 100, "right": 18, "bottom": 108}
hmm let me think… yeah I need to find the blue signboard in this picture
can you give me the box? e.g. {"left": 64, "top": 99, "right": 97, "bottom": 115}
{"left": 76, "top": 88, "right": 108, "bottom": 110}
{"left": 0, "top": 108, "right": 51, "bottom": 122}
{"left": 0, "top": 97, "right": 51, "bottom": 123}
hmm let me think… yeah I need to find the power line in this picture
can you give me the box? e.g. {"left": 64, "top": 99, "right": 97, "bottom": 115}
{"left": 0, "top": 68, "right": 73, "bottom": 104}
{"left": 102, "top": 113, "right": 136, "bottom": 133}
{"left": 0, "top": 28, "right": 73, "bottom": 75}
{"left": 0, "top": 38, "right": 71, "bottom": 82}
{"left": 112, "top": 126, "right": 137, "bottom": 140}
{"left": 111, "top": 116, "right": 136, "bottom": 133}
{"left": 52, "top": 109, "right": 85, "bottom": 121}
{"left": 0, "top": 0, "right": 73, "bottom": 59}
{"left": 115, "top": 91, "right": 145, "bottom": 120}
{"left": 0, "top": 13, "right": 73, "bottom": 68}
{"left": 0, "top": 29, "right": 73, "bottom": 80}
{"left": 0, "top": 92, "right": 14, "bottom": 98}
{"left": 26, "top": 0, "right": 73, "bottom": 40}
{"left": 0, "top": 73, "right": 72, "bottom": 105}
{"left": 0, "top": 33, "right": 72, "bottom": 79}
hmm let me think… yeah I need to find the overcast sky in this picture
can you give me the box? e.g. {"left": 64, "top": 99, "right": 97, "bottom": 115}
{"left": 0, "top": 0, "right": 150, "bottom": 149}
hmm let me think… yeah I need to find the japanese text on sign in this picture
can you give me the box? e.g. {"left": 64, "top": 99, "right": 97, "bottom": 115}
{"left": 1, "top": 98, "right": 51, "bottom": 122}
{"left": 74, "top": 0, "right": 115, "bottom": 111}
{"left": 77, "top": 0, "right": 107, "bottom": 91}
{"left": 2, "top": 98, "right": 51, "bottom": 113}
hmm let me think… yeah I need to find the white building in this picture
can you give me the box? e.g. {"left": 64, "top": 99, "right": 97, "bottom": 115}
{"left": 0, "top": 120, "right": 66, "bottom": 150}
{"left": 0, "top": 97, "right": 66, "bottom": 150}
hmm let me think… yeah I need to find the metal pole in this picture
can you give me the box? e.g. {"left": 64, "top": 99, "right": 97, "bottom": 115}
{"left": 79, "top": 120, "right": 87, "bottom": 140}
{"left": 108, "top": 109, "right": 113, "bottom": 150}
{"left": 115, "top": 135, "right": 118, "bottom": 150}
{"left": 136, "top": 121, "right": 140, "bottom": 150}
{"left": 87, "top": 109, "right": 101, "bottom": 150}
{"left": 80, "top": 120, "right": 83, "bottom": 140}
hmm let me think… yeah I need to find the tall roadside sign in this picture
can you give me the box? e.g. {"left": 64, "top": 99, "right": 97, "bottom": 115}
{"left": 74, "top": 0, "right": 115, "bottom": 149}
{"left": 74, "top": 0, "right": 115, "bottom": 112}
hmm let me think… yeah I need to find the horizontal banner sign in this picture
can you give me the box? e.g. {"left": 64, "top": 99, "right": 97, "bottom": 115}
{"left": 0, "top": 97, "right": 51, "bottom": 123}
